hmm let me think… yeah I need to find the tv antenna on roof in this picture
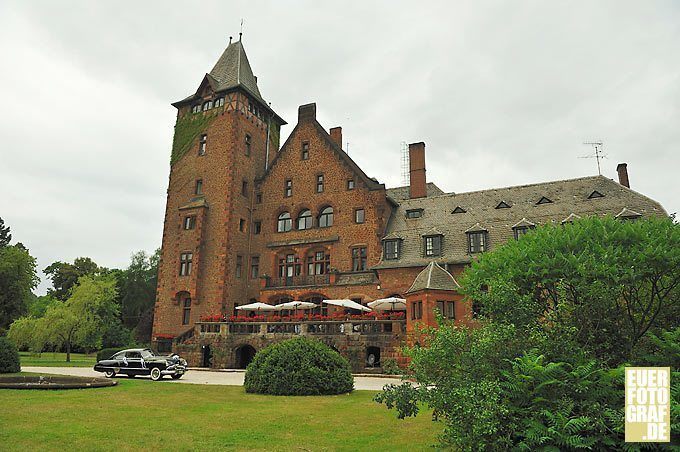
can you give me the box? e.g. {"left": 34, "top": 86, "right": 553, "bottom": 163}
{"left": 580, "top": 141, "right": 606, "bottom": 175}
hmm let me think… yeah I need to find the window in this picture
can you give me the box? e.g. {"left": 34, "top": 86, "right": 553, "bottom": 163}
{"left": 191, "top": 104, "right": 200, "bottom": 114}
{"left": 182, "top": 298, "right": 191, "bottom": 325}
{"left": 452, "top": 206, "right": 466, "bottom": 214}
{"left": 202, "top": 100, "right": 212, "bottom": 111}
{"left": 536, "top": 196, "right": 553, "bottom": 205}
{"left": 424, "top": 235, "right": 442, "bottom": 257}
{"left": 179, "top": 252, "right": 193, "bottom": 276}
{"left": 198, "top": 134, "right": 207, "bottom": 155}
{"left": 253, "top": 221, "right": 262, "bottom": 235}
{"left": 316, "top": 174, "right": 324, "bottom": 193}
{"left": 239, "top": 218, "right": 245, "bottom": 232}
{"left": 214, "top": 97, "right": 224, "bottom": 107}
{"left": 355, "top": 209, "right": 365, "bottom": 224}
{"left": 495, "top": 201, "right": 511, "bottom": 209}
{"left": 250, "top": 256, "right": 259, "bottom": 279}
{"left": 256, "top": 193, "right": 262, "bottom": 204}
{"left": 194, "top": 179, "right": 204, "bottom": 195}
{"left": 278, "top": 254, "right": 302, "bottom": 279}
{"left": 468, "top": 232, "right": 487, "bottom": 253}
{"left": 284, "top": 179, "right": 292, "bottom": 197}
{"left": 297, "top": 209, "right": 312, "bottom": 230}
{"left": 436, "top": 301, "right": 456, "bottom": 319}
{"left": 588, "top": 190, "right": 604, "bottom": 199}
{"left": 513, "top": 226, "right": 534, "bottom": 240}
{"left": 411, "top": 301, "right": 423, "bottom": 320}
{"left": 183, "top": 216, "right": 196, "bottom": 230}
{"left": 352, "top": 247, "right": 367, "bottom": 271}
{"left": 235, "top": 255, "right": 243, "bottom": 278}
{"left": 277, "top": 212, "right": 292, "bottom": 232}
{"left": 383, "top": 240, "right": 400, "bottom": 260}
{"left": 301, "top": 142, "right": 310, "bottom": 160}
{"left": 307, "top": 251, "right": 330, "bottom": 275}
{"left": 406, "top": 209, "right": 423, "bottom": 219}
{"left": 241, "top": 180, "right": 248, "bottom": 197}
{"left": 245, "top": 134, "right": 251, "bottom": 156}
{"left": 318, "top": 206, "right": 333, "bottom": 228}
{"left": 347, "top": 179, "right": 355, "bottom": 190}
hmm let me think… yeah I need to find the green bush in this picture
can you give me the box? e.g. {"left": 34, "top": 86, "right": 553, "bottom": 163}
{"left": 244, "top": 337, "right": 354, "bottom": 395}
{"left": 96, "top": 347, "right": 125, "bottom": 362}
{"left": 0, "top": 336, "right": 20, "bottom": 373}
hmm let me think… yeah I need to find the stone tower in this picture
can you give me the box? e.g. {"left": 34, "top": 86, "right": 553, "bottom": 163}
{"left": 152, "top": 38, "right": 286, "bottom": 342}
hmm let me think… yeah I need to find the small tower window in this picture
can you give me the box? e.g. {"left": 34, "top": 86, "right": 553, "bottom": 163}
{"left": 182, "top": 297, "right": 191, "bottom": 325}
{"left": 241, "top": 180, "right": 248, "bottom": 197}
{"left": 284, "top": 179, "right": 292, "bottom": 197}
{"left": 347, "top": 179, "right": 355, "bottom": 190}
{"left": 301, "top": 142, "right": 310, "bottom": 160}
{"left": 198, "top": 134, "right": 207, "bottom": 156}
{"left": 256, "top": 193, "right": 263, "bottom": 204}
{"left": 195, "top": 179, "right": 203, "bottom": 195}
{"left": 239, "top": 218, "right": 245, "bottom": 232}
{"left": 316, "top": 174, "right": 324, "bottom": 193}
{"left": 245, "top": 134, "right": 252, "bottom": 156}
{"left": 183, "top": 216, "right": 196, "bottom": 230}
{"left": 355, "top": 208, "right": 365, "bottom": 224}
{"left": 179, "top": 252, "right": 193, "bottom": 276}
{"left": 253, "top": 221, "right": 262, "bottom": 235}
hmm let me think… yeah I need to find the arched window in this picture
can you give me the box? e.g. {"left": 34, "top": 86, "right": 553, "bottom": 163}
{"left": 307, "top": 250, "right": 330, "bottom": 275}
{"left": 202, "top": 100, "right": 213, "bottom": 111}
{"left": 297, "top": 209, "right": 312, "bottom": 230}
{"left": 277, "top": 212, "right": 292, "bottom": 232}
{"left": 318, "top": 206, "right": 333, "bottom": 228}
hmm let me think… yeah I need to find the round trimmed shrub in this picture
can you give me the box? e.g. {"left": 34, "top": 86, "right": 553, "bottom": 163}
{"left": 0, "top": 336, "right": 21, "bottom": 373}
{"left": 244, "top": 337, "right": 354, "bottom": 395}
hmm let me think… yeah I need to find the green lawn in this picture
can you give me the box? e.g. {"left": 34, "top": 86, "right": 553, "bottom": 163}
{"left": 19, "top": 352, "right": 96, "bottom": 367}
{"left": 0, "top": 375, "right": 440, "bottom": 451}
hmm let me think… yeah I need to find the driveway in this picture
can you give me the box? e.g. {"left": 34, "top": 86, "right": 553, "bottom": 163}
{"left": 21, "top": 367, "right": 403, "bottom": 391}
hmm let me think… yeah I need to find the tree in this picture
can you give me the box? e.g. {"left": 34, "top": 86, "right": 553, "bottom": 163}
{"left": 26, "top": 294, "right": 58, "bottom": 318}
{"left": 43, "top": 257, "right": 103, "bottom": 301}
{"left": 0, "top": 244, "right": 39, "bottom": 331}
{"left": 35, "top": 275, "right": 119, "bottom": 361}
{"left": 7, "top": 316, "right": 41, "bottom": 351}
{"left": 460, "top": 216, "right": 680, "bottom": 365}
{"left": 0, "top": 217, "right": 11, "bottom": 247}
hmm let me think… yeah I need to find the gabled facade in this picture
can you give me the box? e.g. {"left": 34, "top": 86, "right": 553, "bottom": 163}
{"left": 152, "top": 40, "right": 668, "bottom": 369}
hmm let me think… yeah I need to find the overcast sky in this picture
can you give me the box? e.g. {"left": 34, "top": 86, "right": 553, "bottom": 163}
{"left": 1, "top": 1, "right": 678, "bottom": 294}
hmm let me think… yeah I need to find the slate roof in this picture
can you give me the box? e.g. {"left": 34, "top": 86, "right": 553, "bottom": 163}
{"left": 407, "top": 262, "right": 461, "bottom": 293}
{"left": 375, "top": 175, "right": 667, "bottom": 269}
{"left": 386, "top": 183, "right": 444, "bottom": 201}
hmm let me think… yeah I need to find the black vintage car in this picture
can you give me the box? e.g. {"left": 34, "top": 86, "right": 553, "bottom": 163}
{"left": 94, "top": 348, "right": 187, "bottom": 381}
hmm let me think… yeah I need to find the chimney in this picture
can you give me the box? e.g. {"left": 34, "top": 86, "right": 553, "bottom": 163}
{"left": 298, "top": 103, "right": 316, "bottom": 123}
{"left": 616, "top": 163, "right": 630, "bottom": 188}
{"left": 330, "top": 127, "right": 342, "bottom": 147}
{"left": 408, "top": 142, "right": 427, "bottom": 199}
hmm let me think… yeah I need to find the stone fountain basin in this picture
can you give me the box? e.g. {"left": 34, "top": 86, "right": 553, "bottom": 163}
{"left": 0, "top": 374, "right": 117, "bottom": 389}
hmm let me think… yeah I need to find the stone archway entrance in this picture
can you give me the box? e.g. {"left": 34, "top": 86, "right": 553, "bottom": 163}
{"left": 235, "top": 344, "right": 257, "bottom": 369}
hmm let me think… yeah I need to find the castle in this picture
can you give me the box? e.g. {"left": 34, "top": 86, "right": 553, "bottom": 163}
{"left": 151, "top": 38, "right": 667, "bottom": 370}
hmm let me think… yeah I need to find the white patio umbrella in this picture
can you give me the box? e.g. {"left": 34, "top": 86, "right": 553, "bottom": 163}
{"left": 274, "top": 301, "right": 317, "bottom": 315}
{"left": 322, "top": 299, "right": 372, "bottom": 312}
{"left": 235, "top": 302, "right": 278, "bottom": 312}
{"left": 367, "top": 297, "right": 407, "bottom": 311}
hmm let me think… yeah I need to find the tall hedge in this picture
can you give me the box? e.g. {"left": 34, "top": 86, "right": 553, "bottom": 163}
{"left": 244, "top": 337, "right": 354, "bottom": 395}
{"left": 0, "top": 336, "right": 20, "bottom": 373}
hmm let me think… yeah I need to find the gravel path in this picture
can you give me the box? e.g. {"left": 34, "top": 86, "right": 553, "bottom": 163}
{"left": 21, "top": 367, "right": 403, "bottom": 391}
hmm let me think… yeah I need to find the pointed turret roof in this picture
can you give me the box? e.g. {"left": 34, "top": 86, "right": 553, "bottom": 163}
{"left": 407, "top": 262, "right": 461, "bottom": 294}
{"left": 208, "top": 40, "right": 263, "bottom": 100}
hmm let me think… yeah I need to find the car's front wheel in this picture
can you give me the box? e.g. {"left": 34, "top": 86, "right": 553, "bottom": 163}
{"left": 150, "top": 367, "right": 162, "bottom": 381}
{"left": 104, "top": 370, "right": 116, "bottom": 378}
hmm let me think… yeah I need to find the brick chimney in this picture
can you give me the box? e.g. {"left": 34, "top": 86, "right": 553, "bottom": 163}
{"left": 409, "top": 142, "right": 427, "bottom": 199}
{"left": 616, "top": 163, "right": 630, "bottom": 188}
{"left": 330, "top": 127, "right": 342, "bottom": 147}
{"left": 298, "top": 103, "right": 316, "bottom": 122}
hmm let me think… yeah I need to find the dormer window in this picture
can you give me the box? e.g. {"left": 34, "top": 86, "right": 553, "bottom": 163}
{"left": 512, "top": 218, "right": 536, "bottom": 239}
{"left": 406, "top": 209, "right": 423, "bottom": 219}
{"left": 214, "top": 97, "right": 224, "bottom": 107}
{"left": 588, "top": 190, "right": 604, "bottom": 199}
{"left": 467, "top": 232, "right": 488, "bottom": 253}
{"left": 495, "top": 201, "right": 511, "bottom": 209}
{"left": 202, "top": 100, "right": 212, "bottom": 111}
{"left": 191, "top": 104, "right": 200, "bottom": 114}
{"left": 383, "top": 239, "right": 400, "bottom": 260}
{"left": 423, "top": 235, "right": 442, "bottom": 257}
{"left": 615, "top": 208, "right": 642, "bottom": 221}
{"left": 536, "top": 196, "right": 553, "bottom": 205}
{"left": 451, "top": 206, "right": 466, "bottom": 214}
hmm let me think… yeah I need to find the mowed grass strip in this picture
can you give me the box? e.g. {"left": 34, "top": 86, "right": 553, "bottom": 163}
{"left": 0, "top": 376, "right": 439, "bottom": 451}
{"left": 19, "top": 352, "right": 96, "bottom": 367}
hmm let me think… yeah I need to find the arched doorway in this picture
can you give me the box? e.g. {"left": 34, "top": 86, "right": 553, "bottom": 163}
{"left": 201, "top": 344, "right": 212, "bottom": 368}
{"left": 235, "top": 344, "right": 257, "bottom": 369}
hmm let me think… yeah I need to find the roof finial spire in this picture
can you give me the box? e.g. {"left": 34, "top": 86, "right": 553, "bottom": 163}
{"left": 239, "top": 18, "right": 244, "bottom": 41}
{"left": 229, "top": 36, "right": 232, "bottom": 44}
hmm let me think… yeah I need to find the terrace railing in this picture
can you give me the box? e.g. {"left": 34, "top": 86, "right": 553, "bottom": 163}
{"left": 197, "top": 319, "right": 404, "bottom": 337}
